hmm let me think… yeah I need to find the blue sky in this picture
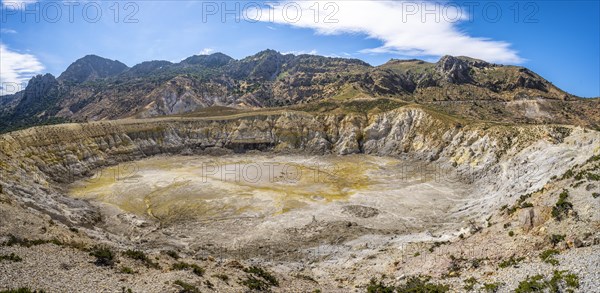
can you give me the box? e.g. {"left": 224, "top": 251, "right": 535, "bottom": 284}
{"left": 1, "top": 0, "right": 599, "bottom": 97}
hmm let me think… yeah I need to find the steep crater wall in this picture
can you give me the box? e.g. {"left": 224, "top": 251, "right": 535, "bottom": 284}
{"left": 0, "top": 107, "right": 598, "bottom": 231}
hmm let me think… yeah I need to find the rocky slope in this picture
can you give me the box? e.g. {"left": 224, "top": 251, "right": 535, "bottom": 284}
{"left": 2, "top": 51, "right": 598, "bottom": 133}
{"left": 1, "top": 106, "right": 597, "bottom": 225}
{"left": 1, "top": 104, "right": 599, "bottom": 292}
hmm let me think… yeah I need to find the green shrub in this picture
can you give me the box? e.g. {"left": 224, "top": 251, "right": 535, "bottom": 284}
{"left": 366, "top": 276, "right": 449, "bottom": 293}
{"left": 428, "top": 241, "right": 448, "bottom": 252}
{"left": 520, "top": 202, "right": 534, "bottom": 208}
{"left": 0, "top": 253, "right": 23, "bottom": 262}
{"left": 482, "top": 282, "right": 502, "bottom": 292}
{"left": 89, "top": 246, "right": 114, "bottom": 267}
{"left": 171, "top": 262, "right": 205, "bottom": 276}
{"left": 539, "top": 249, "right": 560, "bottom": 266}
{"left": 444, "top": 255, "right": 465, "bottom": 278}
{"left": 2, "top": 235, "right": 62, "bottom": 248}
{"left": 213, "top": 274, "right": 229, "bottom": 283}
{"left": 561, "top": 169, "right": 574, "bottom": 180}
{"left": 164, "top": 250, "right": 180, "bottom": 259}
{"left": 173, "top": 280, "right": 199, "bottom": 293}
{"left": 123, "top": 250, "right": 159, "bottom": 269}
{"left": 463, "top": 277, "right": 477, "bottom": 291}
{"left": 552, "top": 190, "right": 574, "bottom": 221}
{"left": 0, "top": 288, "right": 46, "bottom": 293}
{"left": 515, "top": 271, "right": 579, "bottom": 293}
{"left": 508, "top": 231, "right": 515, "bottom": 237}
{"left": 470, "top": 258, "right": 484, "bottom": 269}
{"left": 120, "top": 266, "right": 135, "bottom": 274}
{"left": 243, "top": 266, "right": 279, "bottom": 286}
{"left": 588, "top": 155, "right": 600, "bottom": 163}
{"left": 549, "top": 234, "right": 565, "bottom": 246}
{"left": 241, "top": 266, "right": 279, "bottom": 291}
{"left": 366, "top": 278, "right": 395, "bottom": 293}
{"left": 549, "top": 270, "right": 579, "bottom": 292}
{"left": 498, "top": 256, "right": 524, "bottom": 268}
{"left": 515, "top": 275, "right": 546, "bottom": 293}
{"left": 398, "top": 276, "right": 450, "bottom": 292}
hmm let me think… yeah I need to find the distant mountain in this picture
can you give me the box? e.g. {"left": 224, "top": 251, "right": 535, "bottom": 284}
{"left": 58, "top": 55, "right": 129, "bottom": 83}
{"left": 0, "top": 50, "right": 598, "bottom": 133}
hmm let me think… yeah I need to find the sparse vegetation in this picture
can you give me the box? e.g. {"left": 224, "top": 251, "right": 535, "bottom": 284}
{"left": 498, "top": 255, "right": 525, "bottom": 268}
{"left": 443, "top": 255, "right": 465, "bottom": 278}
{"left": 1, "top": 234, "right": 87, "bottom": 251}
{"left": 482, "top": 282, "right": 502, "bottom": 292}
{"left": 2, "top": 235, "right": 62, "bottom": 248}
{"left": 549, "top": 234, "right": 565, "bottom": 246}
{"left": 561, "top": 169, "right": 575, "bottom": 180}
{"left": 0, "top": 288, "right": 46, "bottom": 293}
{"left": 470, "top": 258, "right": 486, "bottom": 269}
{"left": 173, "top": 280, "right": 200, "bottom": 293}
{"left": 540, "top": 249, "right": 560, "bottom": 265}
{"left": 552, "top": 190, "right": 574, "bottom": 221}
{"left": 0, "top": 253, "right": 23, "bottom": 262}
{"left": 123, "top": 249, "right": 160, "bottom": 269}
{"left": 505, "top": 190, "right": 540, "bottom": 215}
{"left": 366, "top": 276, "right": 450, "bottom": 293}
{"left": 515, "top": 270, "right": 579, "bottom": 293}
{"left": 213, "top": 274, "right": 229, "bottom": 283}
{"left": 240, "top": 266, "right": 279, "bottom": 291}
{"left": 89, "top": 246, "right": 115, "bottom": 267}
{"left": 172, "top": 262, "right": 205, "bottom": 276}
{"left": 428, "top": 241, "right": 449, "bottom": 252}
{"left": 120, "top": 266, "right": 135, "bottom": 274}
{"left": 520, "top": 202, "right": 533, "bottom": 208}
{"left": 164, "top": 250, "right": 180, "bottom": 259}
{"left": 463, "top": 277, "right": 477, "bottom": 291}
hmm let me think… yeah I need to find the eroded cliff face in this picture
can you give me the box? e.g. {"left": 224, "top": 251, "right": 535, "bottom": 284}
{"left": 0, "top": 107, "right": 598, "bottom": 229}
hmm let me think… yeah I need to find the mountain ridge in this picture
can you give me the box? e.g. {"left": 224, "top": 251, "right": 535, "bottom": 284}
{"left": 1, "top": 49, "right": 598, "bottom": 133}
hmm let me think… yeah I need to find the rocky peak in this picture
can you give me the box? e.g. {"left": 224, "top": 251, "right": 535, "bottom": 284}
{"left": 252, "top": 49, "right": 282, "bottom": 59}
{"left": 231, "top": 49, "right": 289, "bottom": 80}
{"left": 9, "top": 74, "right": 61, "bottom": 122}
{"left": 435, "top": 55, "right": 473, "bottom": 84}
{"left": 180, "top": 52, "right": 234, "bottom": 68}
{"left": 24, "top": 74, "right": 59, "bottom": 96}
{"left": 58, "top": 55, "right": 129, "bottom": 83}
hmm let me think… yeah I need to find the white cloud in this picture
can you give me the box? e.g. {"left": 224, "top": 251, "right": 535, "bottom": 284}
{"left": 254, "top": 1, "right": 522, "bottom": 64}
{"left": 198, "top": 48, "right": 215, "bottom": 55}
{"left": 0, "top": 43, "right": 44, "bottom": 95}
{"left": 0, "top": 28, "right": 17, "bottom": 34}
{"left": 1, "top": 0, "right": 38, "bottom": 9}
